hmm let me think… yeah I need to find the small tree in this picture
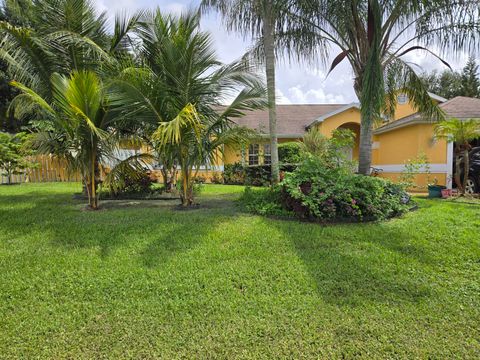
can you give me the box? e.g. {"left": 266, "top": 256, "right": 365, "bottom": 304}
{"left": 0, "top": 132, "right": 34, "bottom": 184}
{"left": 435, "top": 118, "right": 480, "bottom": 195}
{"left": 461, "top": 57, "right": 480, "bottom": 98}
{"left": 12, "top": 70, "right": 120, "bottom": 209}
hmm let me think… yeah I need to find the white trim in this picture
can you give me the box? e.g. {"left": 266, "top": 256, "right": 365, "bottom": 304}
{"left": 197, "top": 165, "right": 224, "bottom": 171}
{"left": 372, "top": 163, "right": 449, "bottom": 173}
{"left": 307, "top": 103, "right": 360, "bottom": 128}
{"left": 427, "top": 92, "right": 448, "bottom": 103}
{"left": 446, "top": 141, "right": 454, "bottom": 189}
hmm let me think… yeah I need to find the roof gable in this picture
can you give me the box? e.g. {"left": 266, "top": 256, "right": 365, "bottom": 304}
{"left": 232, "top": 104, "right": 347, "bottom": 137}
{"left": 307, "top": 103, "right": 360, "bottom": 128}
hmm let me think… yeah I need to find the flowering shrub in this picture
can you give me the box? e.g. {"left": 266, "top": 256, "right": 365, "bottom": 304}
{"left": 281, "top": 157, "right": 411, "bottom": 221}
{"left": 241, "top": 157, "right": 412, "bottom": 222}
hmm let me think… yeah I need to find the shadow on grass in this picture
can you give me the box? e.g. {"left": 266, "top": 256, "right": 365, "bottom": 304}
{"left": 272, "top": 214, "right": 438, "bottom": 307}
{"left": 0, "top": 188, "right": 240, "bottom": 265}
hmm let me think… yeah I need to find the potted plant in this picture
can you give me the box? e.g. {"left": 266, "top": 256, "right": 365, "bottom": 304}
{"left": 428, "top": 178, "right": 446, "bottom": 198}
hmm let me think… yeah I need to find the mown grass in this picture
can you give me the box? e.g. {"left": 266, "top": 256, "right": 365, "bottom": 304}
{"left": 0, "top": 182, "right": 479, "bottom": 358}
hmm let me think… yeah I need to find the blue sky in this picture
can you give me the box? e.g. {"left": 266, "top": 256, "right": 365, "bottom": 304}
{"left": 97, "top": 0, "right": 472, "bottom": 104}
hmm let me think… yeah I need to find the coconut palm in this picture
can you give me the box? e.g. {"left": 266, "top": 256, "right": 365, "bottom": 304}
{"left": 0, "top": 0, "right": 141, "bottom": 101}
{"left": 110, "top": 10, "right": 266, "bottom": 206}
{"left": 201, "top": 0, "right": 323, "bottom": 184}
{"left": 11, "top": 70, "right": 121, "bottom": 209}
{"left": 292, "top": 0, "right": 479, "bottom": 174}
{"left": 434, "top": 118, "right": 480, "bottom": 195}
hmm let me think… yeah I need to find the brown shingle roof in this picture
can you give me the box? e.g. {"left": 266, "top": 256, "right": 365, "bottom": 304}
{"left": 374, "top": 96, "right": 480, "bottom": 134}
{"left": 232, "top": 104, "right": 346, "bottom": 136}
{"left": 439, "top": 96, "right": 480, "bottom": 119}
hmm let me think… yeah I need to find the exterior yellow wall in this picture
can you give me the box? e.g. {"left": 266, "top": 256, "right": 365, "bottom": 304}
{"left": 380, "top": 173, "right": 448, "bottom": 189}
{"left": 373, "top": 124, "right": 447, "bottom": 165}
{"left": 317, "top": 109, "right": 361, "bottom": 137}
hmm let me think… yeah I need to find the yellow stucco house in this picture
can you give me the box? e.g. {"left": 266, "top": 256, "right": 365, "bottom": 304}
{"left": 219, "top": 94, "right": 480, "bottom": 189}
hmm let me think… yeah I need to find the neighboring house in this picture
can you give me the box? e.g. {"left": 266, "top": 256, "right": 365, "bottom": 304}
{"left": 222, "top": 94, "right": 480, "bottom": 189}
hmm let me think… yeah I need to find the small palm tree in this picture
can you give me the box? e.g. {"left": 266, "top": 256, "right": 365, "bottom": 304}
{"left": 12, "top": 70, "right": 119, "bottom": 209}
{"left": 435, "top": 118, "right": 480, "bottom": 195}
{"left": 111, "top": 9, "right": 266, "bottom": 206}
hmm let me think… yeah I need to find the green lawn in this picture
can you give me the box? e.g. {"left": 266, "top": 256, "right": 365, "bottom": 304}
{"left": 0, "top": 183, "right": 479, "bottom": 358}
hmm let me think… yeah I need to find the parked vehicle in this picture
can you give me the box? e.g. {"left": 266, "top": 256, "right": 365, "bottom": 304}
{"left": 454, "top": 146, "right": 480, "bottom": 194}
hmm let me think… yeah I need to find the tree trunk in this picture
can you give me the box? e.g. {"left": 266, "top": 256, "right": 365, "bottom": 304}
{"left": 89, "top": 150, "right": 98, "bottom": 210}
{"left": 358, "top": 113, "right": 374, "bottom": 175}
{"left": 462, "top": 147, "right": 470, "bottom": 195}
{"left": 263, "top": 4, "right": 279, "bottom": 184}
{"left": 454, "top": 152, "right": 463, "bottom": 194}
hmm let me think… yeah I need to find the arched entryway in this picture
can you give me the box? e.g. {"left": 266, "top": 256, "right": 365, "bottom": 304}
{"left": 337, "top": 122, "right": 360, "bottom": 161}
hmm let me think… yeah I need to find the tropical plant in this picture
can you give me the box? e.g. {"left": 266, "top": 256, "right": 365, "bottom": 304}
{"left": 300, "top": 127, "right": 356, "bottom": 168}
{"left": 201, "top": 0, "right": 323, "bottom": 184}
{"left": 11, "top": 70, "right": 124, "bottom": 209}
{"left": 278, "top": 141, "right": 302, "bottom": 164}
{"left": 296, "top": 0, "right": 479, "bottom": 175}
{"left": 398, "top": 152, "right": 431, "bottom": 190}
{"left": 0, "top": 0, "right": 141, "bottom": 102}
{"left": 111, "top": 10, "right": 266, "bottom": 206}
{"left": 0, "top": 131, "right": 34, "bottom": 184}
{"left": 434, "top": 118, "right": 480, "bottom": 195}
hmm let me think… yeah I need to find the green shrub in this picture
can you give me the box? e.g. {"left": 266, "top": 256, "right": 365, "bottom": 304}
{"left": 224, "top": 163, "right": 246, "bottom": 185}
{"left": 281, "top": 157, "right": 411, "bottom": 221}
{"left": 245, "top": 165, "right": 271, "bottom": 186}
{"left": 278, "top": 142, "right": 302, "bottom": 164}
{"left": 240, "top": 157, "right": 411, "bottom": 222}
{"left": 211, "top": 172, "right": 223, "bottom": 184}
{"left": 224, "top": 162, "right": 297, "bottom": 186}
{"left": 110, "top": 170, "right": 154, "bottom": 195}
{"left": 239, "top": 186, "right": 291, "bottom": 216}
{"left": 194, "top": 175, "right": 207, "bottom": 184}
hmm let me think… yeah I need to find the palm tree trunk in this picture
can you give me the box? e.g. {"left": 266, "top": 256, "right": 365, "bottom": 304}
{"left": 90, "top": 150, "right": 98, "bottom": 209}
{"left": 358, "top": 114, "right": 374, "bottom": 175}
{"left": 263, "top": 4, "right": 279, "bottom": 184}
{"left": 462, "top": 147, "right": 470, "bottom": 195}
{"left": 455, "top": 152, "right": 463, "bottom": 194}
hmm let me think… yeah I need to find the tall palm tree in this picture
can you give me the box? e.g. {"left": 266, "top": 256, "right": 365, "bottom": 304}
{"left": 111, "top": 9, "right": 266, "bottom": 206}
{"left": 201, "top": 0, "right": 322, "bottom": 183}
{"left": 296, "top": 0, "right": 479, "bottom": 174}
{"left": 11, "top": 70, "right": 120, "bottom": 209}
{"left": 435, "top": 118, "right": 480, "bottom": 195}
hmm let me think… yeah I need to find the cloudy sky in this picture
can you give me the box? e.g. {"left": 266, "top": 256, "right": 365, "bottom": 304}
{"left": 97, "top": 0, "right": 473, "bottom": 104}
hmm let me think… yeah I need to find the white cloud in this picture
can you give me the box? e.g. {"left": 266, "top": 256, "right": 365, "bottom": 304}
{"left": 275, "top": 89, "right": 291, "bottom": 104}
{"left": 92, "top": 0, "right": 478, "bottom": 105}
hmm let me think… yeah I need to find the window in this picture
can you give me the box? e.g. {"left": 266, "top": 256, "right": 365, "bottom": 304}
{"left": 397, "top": 93, "right": 408, "bottom": 105}
{"left": 263, "top": 143, "right": 271, "bottom": 165}
{"left": 248, "top": 144, "right": 259, "bottom": 165}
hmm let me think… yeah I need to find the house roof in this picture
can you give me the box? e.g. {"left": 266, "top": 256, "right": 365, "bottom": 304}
{"left": 306, "top": 103, "right": 360, "bottom": 128}
{"left": 232, "top": 104, "right": 347, "bottom": 137}
{"left": 374, "top": 96, "right": 480, "bottom": 134}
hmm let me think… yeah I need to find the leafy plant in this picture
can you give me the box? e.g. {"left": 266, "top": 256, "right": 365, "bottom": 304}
{"left": 278, "top": 142, "right": 302, "bottom": 164}
{"left": 0, "top": 131, "right": 35, "bottom": 184}
{"left": 11, "top": 70, "right": 125, "bottom": 209}
{"left": 435, "top": 118, "right": 480, "bottom": 195}
{"left": 210, "top": 172, "right": 223, "bottom": 184}
{"left": 239, "top": 186, "right": 290, "bottom": 216}
{"left": 399, "top": 152, "right": 431, "bottom": 190}
{"left": 280, "top": 157, "right": 411, "bottom": 221}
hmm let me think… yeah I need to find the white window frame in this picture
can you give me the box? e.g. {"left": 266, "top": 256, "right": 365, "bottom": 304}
{"left": 248, "top": 144, "right": 259, "bottom": 166}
